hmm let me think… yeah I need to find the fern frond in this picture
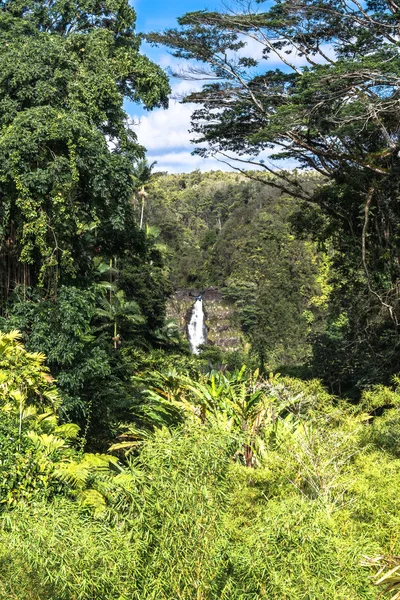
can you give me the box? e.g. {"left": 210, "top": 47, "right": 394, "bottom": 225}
{"left": 54, "top": 423, "right": 80, "bottom": 440}
{"left": 80, "top": 489, "right": 107, "bottom": 516}
{"left": 54, "top": 461, "right": 91, "bottom": 489}
{"left": 27, "top": 432, "right": 67, "bottom": 455}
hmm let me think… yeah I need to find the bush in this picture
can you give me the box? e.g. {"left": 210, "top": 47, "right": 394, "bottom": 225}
{"left": 2, "top": 374, "right": 400, "bottom": 598}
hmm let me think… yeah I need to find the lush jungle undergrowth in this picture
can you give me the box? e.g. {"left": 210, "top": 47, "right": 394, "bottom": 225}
{"left": 1, "top": 419, "right": 399, "bottom": 599}
{"left": 1, "top": 331, "right": 400, "bottom": 599}
{"left": 2, "top": 0, "right": 400, "bottom": 596}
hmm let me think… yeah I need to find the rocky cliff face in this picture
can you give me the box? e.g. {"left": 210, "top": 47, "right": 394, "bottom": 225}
{"left": 166, "top": 288, "right": 244, "bottom": 352}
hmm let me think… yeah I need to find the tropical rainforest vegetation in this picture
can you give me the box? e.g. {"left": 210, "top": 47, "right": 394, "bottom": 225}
{"left": 1, "top": 0, "right": 400, "bottom": 597}
{"left": 150, "top": 0, "right": 400, "bottom": 395}
{"left": 144, "top": 170, "right": 330, "bottom": 372}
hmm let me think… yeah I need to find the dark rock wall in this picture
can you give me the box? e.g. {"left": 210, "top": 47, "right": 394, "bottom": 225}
{"left": 166, "top": 288, "right": 244, "bottom": 352}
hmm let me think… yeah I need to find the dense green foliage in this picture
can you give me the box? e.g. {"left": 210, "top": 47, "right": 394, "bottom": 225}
{"left": 149, "top": 0, "right": 400, "bottom": 393}
{"left": 0, "top": 0, "right": 178, "bottom": 439}
{"left": 1, "top": 334, "right": 400, "bottom": 598}
{"left": 145, "top": 170, "right": 328, "bottom": 369}
{"left": 1, "top": 0, "right": 400, "bottom": 596}
{"left": 0, "top": 0, "right": 169, "bottom": 297}
{"left": 144, "top": 168, "right": 399, "bottom": 392}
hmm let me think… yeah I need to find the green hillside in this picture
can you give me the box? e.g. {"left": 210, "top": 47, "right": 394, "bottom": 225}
{"left": 145, "top": 170, "right": 328, "bottom": 370}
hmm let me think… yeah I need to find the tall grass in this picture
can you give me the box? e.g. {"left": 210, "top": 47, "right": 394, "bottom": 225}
{"left": 1, "top": 408, "right": 400, "bottom": 599}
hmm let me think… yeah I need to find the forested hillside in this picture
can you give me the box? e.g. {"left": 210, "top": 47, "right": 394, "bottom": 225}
{"left": 144, "top": 170, "right": 329, "bottom": 370}
{"left": 144, "top": 169, "right": 400, "bottom": 396}
{"left": 2, "top": 0, "right": 400, "bottom": 597}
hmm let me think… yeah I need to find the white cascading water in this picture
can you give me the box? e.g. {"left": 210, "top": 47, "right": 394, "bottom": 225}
{"left": 188, "top": 296, "right": 207, "bottom": 354}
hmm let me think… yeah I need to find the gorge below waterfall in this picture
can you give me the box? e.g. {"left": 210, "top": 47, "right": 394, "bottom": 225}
{"left": 187, "top": 296, "right": 207, "bottom": 354}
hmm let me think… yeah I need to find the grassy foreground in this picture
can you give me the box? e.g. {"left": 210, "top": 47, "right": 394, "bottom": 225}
{"left": 1, "top": 379, "right": 400, "bottom": 599}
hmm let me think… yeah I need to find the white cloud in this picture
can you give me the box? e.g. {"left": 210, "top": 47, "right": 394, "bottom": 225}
{"left": 129, "top": 96, "right": 289, "bottom": 173}
{"left": 148, "top": 150, "right": 273, "bottom": 174}
{"left": 149, "top": 151, "right": 226, "bottom": 173}
{"left": 226, "top": 33, "right": 336, "bottom": 69}
{"left": 170, "top": 78, "right": 205, "bottom": 97}
{"left": 265, "top": 42, "right": 336, "bottom": 68}
{"left": 157, "top": 52, "right": 183, "bottom": 69}
{"left": 131, "top": 100, "right": 197, "bottom": 152}
{"left": 127, "top": 36, "right": 336, "bottom": 173}
{"left": 236, "top": 36, "right": 265, "bottom": 61}
{"left": 130, "top": 99, "right": 222, "bottom": 172}
{"left": 147, "top": 149, "right": 297, "bottom": 174}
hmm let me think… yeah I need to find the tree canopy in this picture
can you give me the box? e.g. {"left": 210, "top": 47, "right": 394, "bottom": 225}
{"left": 0, "top": 0, "right": 170, "bottom": 300}
{"left": 149, "top": 0, "right": 400, "bottom": 321}
{"left": 149, "top": 0, "right": 399, "bottom": 180}
{"left": 148, "top": 0, "right": 400, "bottom": 392}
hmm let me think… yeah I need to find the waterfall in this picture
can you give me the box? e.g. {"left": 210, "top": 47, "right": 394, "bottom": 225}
{"left": 188, "top": 296, "right": 207, "bottom": 354}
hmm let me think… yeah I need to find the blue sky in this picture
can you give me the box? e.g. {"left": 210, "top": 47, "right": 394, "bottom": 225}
{"left": 134, "top": 0, "right": 215, "bottom": 33}
{"left": 127, "top": 1, "right": 333, "bottom": 173}
{"left": 127, "top": 0, "right": 230, "bottom": 173}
